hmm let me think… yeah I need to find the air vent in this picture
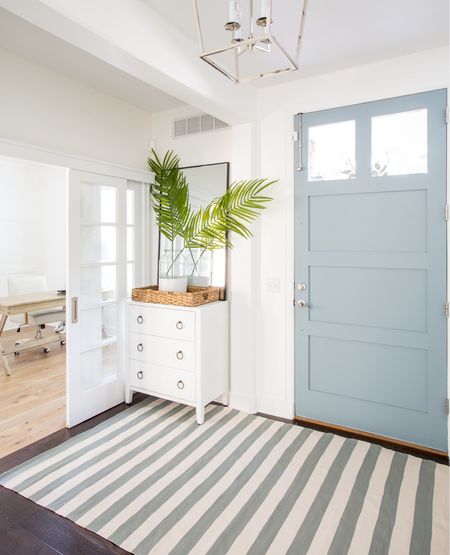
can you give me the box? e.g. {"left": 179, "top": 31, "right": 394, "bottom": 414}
{"left": 174, "top": 119, "right": 187, "bottom": 138}
{"left": 187, "top": 116, "right": 201, "bottom": 135}
{"left": 173, "top": 114, "right": 229, "bottom": 138}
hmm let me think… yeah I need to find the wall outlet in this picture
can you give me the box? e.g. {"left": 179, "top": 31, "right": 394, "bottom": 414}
{"left": 266, "top": 277, "right": 280, "bottom": 293}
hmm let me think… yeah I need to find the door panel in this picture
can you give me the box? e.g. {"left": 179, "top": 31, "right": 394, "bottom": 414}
{"left": 309, "top": 266, "right": 427, "bottom": 332}
{"left": 67, "top": 170, "right": 127, "bottom": 427}
{"left": 309, "top": 189, "right": 427, "bottom": 253}
{"left": 295, "top": 89, "right": 447, "bottom": 451}
{"left": 308, "top": 336, "right": 428, "bottom": 412}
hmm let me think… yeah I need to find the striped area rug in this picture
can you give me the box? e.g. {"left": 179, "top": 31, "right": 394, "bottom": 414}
{"left": 0, "top": 398, "right": 448, "bottom": 555}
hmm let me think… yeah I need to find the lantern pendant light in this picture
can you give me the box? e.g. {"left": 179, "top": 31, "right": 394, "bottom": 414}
{"left": 193, "top": 0, "right": 308, "bottom": 84}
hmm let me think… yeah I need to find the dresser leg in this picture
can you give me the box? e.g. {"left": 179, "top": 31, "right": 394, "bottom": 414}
{"left": 125, "top": 388, "right": 133, "bottom": 404}
{"left": 220, "top": 391, "right": 229, "bottom": 406}
{"left": 196, "top": 406, "right": 205, "bottom": 425}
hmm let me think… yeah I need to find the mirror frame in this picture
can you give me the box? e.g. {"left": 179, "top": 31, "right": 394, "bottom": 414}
{"left": 157, "top": 161, "right": 230, "bottom": 298}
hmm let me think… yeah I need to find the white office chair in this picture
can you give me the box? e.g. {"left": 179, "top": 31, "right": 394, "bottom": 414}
{"left": 8, "top": 275, "right": 66, "bottom": 353}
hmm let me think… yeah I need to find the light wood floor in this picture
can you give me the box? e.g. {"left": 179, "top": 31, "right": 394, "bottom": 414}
{"left": 0, "top": 327, "right": 66, "bottom": 458}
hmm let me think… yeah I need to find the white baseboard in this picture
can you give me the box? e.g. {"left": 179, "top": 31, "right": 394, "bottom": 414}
{"left": 229, "top": 391, "right": 294, "bottom": 420}
{"left": 257, "top": 395, "right": 294, "bottom": 420}
{"left": 229, "top": 391, "right": 257, "bottom": 414}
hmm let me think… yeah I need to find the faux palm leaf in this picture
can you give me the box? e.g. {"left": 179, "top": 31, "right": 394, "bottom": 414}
{"left": 184, "top": 179, "right": 276, "bottom": 249}
{"left": 148, "top": 149, "right": 191, "bottom": 242}
{"left": 148, "top": 149, "right": 276, "bottom": 253}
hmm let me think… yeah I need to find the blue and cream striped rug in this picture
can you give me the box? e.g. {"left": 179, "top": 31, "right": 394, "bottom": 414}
{"left": 0, "top": 398, "right": 448, "bottom": 554}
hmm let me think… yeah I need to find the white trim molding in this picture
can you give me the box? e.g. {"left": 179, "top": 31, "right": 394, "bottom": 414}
{"left": 0, "top": 138, "right": 153, "bottom": 183}
{"left": 257, "top": 395, "right": 294, "bottom": 420}
{"left": 229, "top": 391, "right": 257, "bottom": 414}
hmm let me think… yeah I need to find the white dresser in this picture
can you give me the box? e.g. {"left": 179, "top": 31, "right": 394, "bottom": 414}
{"left": 126, "top": 300, "right": 229, "bottom": 424}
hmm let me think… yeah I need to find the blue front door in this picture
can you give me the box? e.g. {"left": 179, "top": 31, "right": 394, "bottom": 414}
{"left": 294, "top": 89, "right": 448, "bottom": 451}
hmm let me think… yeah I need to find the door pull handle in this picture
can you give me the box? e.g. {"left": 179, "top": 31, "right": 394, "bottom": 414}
{"left": 71, "top": 297, "right": 79, "bottom": 323}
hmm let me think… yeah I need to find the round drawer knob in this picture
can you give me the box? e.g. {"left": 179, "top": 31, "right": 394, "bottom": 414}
{"left": 177, "top": 380, "right": 184, "bottom": 390}
{"left": 137, "top": 315, "right": 143, "bottom": 324}
{"left": 176, "top": 321, "right": 184, "bottom": 330}
{"left": 176, "top": 350, "right": 184, "bottom": 360}
{"left": 137, "top": 343, "right": 144, "bottom": 352}
{"left": 137, "top": 370, "right": 143, "bottom": 380}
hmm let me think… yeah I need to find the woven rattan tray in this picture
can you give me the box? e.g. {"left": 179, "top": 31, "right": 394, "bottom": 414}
{"left": 131, "top": 285, "right": 221, "bottom": 307}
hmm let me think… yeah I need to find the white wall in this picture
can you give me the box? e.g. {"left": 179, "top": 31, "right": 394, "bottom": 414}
{"left": 151, "top": 106, "right": 232, "bottom": 167}
{"left": 151, "top": 106, "right": 262, "bottom": 413}
{"left": 0, "top": 48, "right": 153, "bottom": 170}
{"left": 254, "top": 46, "right": 449, "bottom": 419}
{"left": 0, "top": 155, "right": 67, "bottom": 330}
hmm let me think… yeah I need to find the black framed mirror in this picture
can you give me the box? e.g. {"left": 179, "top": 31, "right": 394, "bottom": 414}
{"left": 157, "top": 162, "right": 230, "bottom": 294}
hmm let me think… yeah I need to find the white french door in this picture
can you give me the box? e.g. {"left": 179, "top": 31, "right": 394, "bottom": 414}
{"left": 67, "top": 170, "right": 128, "bottom": 427}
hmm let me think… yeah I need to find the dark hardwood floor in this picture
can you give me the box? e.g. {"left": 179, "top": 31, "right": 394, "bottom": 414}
{"left": 0, "top": 394, "right": 148, "bottom": 555}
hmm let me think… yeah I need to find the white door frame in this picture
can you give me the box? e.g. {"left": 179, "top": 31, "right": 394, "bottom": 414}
{"left": 0, "top": 137, "right": 152, "bottom": 182}
{"left": 0, "top": 136, "right": 153, "bottom": 425}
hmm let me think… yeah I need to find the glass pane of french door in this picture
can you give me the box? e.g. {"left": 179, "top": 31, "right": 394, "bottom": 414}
{"left": 67, "top": 170, "right": 127, "bottom": 427}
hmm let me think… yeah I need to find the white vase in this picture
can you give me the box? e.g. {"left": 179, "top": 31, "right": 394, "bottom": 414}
{"left": 188, "top": 275, "right": 210, "bottom": 287}
{"left": 159, "top": 276, "right": 188, "bottom": 293}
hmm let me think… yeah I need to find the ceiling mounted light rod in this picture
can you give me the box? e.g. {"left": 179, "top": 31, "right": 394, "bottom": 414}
{"left": 193, "top": 0, "right": 308, "bottom": 84}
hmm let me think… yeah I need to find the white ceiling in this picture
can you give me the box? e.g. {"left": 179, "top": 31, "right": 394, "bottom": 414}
{"left": 0, "top": 8, "right": 184, "bottom": 112}
{"left": 0, "top": 0, "right": 447, "bottom": 114}
{"left": 143, "top": 0, "right": 449, "bottom": 86}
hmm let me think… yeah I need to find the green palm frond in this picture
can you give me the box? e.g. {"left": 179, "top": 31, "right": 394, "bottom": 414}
{"left": 148, "top": 150, "right": 277, "bottom": 253}
{"left": 148, "top": 149, "right": 191, "bottom": 242}
{"left": 184, "top": 178, "right": 276, "bottom": 250}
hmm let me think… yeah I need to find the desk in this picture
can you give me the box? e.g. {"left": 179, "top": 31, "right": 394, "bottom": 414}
{"left": 0, "top": 291, "right": 66, "bottom": 376}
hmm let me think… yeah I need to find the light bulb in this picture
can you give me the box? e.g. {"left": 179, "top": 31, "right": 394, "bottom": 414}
{"left": 256, "top": 0, "right": 269, "bottom": 27}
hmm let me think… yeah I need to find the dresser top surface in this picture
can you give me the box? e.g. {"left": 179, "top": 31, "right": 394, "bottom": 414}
{"left": 129, "top": 300, "right": 229, "bottom": 312}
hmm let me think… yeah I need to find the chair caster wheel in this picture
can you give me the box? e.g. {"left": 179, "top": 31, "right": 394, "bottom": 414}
{"left": 60, "top": 340, "right": 66, "bottom": 346}
{"left": 44, "top": 348, "right": 50, "bottom": 354}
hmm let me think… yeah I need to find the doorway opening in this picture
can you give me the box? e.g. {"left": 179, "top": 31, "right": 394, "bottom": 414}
{"left": 0, "top": 154, "right": 67, "bottom": 458}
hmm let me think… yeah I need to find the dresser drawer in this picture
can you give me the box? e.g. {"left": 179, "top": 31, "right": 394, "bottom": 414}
{"left": 129, "top": 304, "right": 195, "bottom": 341}
{"left": 130, "top": 360, "right": 195, "bottom": 402}
{"left": 129, "top": 332, "right": 195, "bottom": 371}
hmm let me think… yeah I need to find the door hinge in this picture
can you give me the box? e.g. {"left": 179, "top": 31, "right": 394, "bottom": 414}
{"left": 295, "top": 114, "right": 303, "bottom": 172}
{"left": 445, "top": 205, "right": 449, "bottom": 222}
{"left": 445, "top": 398, "right": 449, "bottom": 416}
{"left": 445, "top": 302, "right": 449, "bottom": 319}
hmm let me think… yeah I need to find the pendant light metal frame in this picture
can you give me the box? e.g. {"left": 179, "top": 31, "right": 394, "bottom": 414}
{"left": 193, "top": 0, "right": 308, "bottom": 84}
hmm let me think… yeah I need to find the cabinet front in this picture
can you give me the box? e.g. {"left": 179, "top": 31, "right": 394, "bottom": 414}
{"left": 129, "top": 305, "right": 195, "bottom": 341}
{"left": 129, "top": 332, "right": 195, "bottom": 372}
{"left": 129, "top": 360, "right": 195, "bottom": 402}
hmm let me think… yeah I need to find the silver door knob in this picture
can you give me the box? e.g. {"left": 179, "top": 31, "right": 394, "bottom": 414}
{"left": 137, "top": 343, "right": 144, "bottom": 352}
{"left": 177, "top": 380, "right": 184, "bottom": 389}
{"left": 298, "top": 299, "right": 311, "bottom": 308}
{"left": 137, "top": 370, "right": 143, "bottom": 379}
{"left": 176, "top": 321, "right": 184, "bottom": 330}
{"left": 137, "top": 315, "right": 143, "bottom": 324}
{"left": 297, "top": 283, "right": 307, "bottom": 291}
{"left": 176, "top": 350, "right": 184, "bottom": 360}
